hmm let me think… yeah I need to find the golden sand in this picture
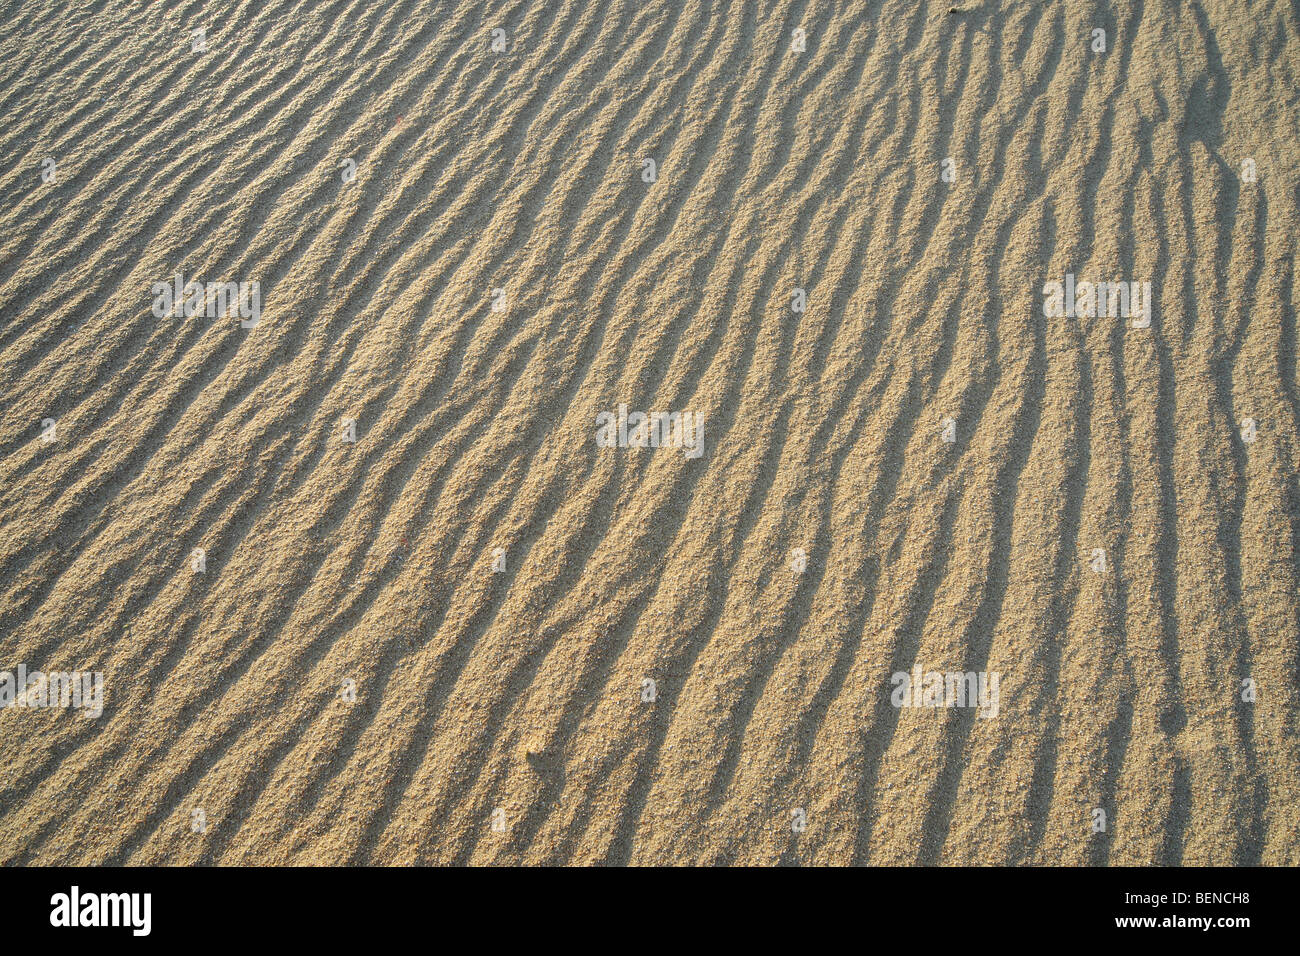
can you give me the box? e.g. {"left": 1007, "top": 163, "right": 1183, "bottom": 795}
{"left": 1, "top": 0, "right": 1298, "bottom": 865}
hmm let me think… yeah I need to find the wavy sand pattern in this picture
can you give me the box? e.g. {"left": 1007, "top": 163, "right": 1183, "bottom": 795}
{"left": 1, "top": 0, "right": 1298, "bottom": 865}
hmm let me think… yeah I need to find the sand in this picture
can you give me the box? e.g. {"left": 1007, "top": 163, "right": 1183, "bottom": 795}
{"left": 1, "top": 0, "right": 1298, "bottom": 865}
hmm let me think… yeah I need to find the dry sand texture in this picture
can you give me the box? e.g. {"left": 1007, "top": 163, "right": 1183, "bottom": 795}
{"left": 1, "top": 0, "right": 1299, "bottom": 866}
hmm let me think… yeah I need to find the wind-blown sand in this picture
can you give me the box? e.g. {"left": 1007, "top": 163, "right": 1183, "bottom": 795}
{"left": 1, "top": 0, "right": 1298, "bottom": 865}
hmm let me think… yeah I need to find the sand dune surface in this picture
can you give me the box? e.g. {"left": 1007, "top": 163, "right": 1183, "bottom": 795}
{"left": 1, "top": 0, "right": 1299, "bottom": 865}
